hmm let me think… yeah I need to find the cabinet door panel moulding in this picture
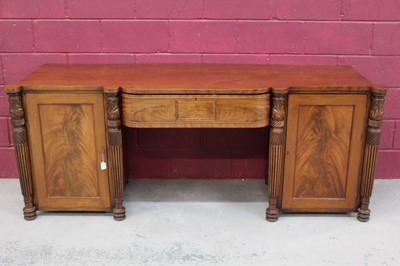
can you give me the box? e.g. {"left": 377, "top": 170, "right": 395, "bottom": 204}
{"left": 25, "top": 93, "right": 112, "bottom": 212}
{"left": 281, "top": 94, "right": 367, "bottom": 212}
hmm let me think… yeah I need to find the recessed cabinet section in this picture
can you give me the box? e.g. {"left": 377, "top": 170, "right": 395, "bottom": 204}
{"left": 25, "top": 93, "right": 111, "bottom": 211}
{"left": 281, "top": 94, "right": 367, "bottom": 212}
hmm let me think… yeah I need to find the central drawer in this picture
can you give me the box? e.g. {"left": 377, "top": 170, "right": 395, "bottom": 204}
{"left": 121, "top": 93, "right": 270, "bottom": 128}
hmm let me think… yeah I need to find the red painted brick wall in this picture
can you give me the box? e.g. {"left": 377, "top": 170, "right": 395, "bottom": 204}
{"left": 0, "top": 0, "right": 399, "bottom": 179}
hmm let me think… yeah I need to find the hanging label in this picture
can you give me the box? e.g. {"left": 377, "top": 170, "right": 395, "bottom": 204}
{"left": 100, "top": 161, "right": 107, "bottom": 170}
{"left": 100, "top": 150, "right": 107, "bottom": 170}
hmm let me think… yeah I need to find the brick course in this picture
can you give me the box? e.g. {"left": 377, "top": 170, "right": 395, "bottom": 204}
{"left": 34, "top": 21, "right": 102, "bottom": 52}
{"left": 380, "top": 120, "right": 396, "bottom": 150}
{"left": 0, "top": 21, "right": 34, "bottom": 52}
{"left": 0, "top": 148, "right": 18, "bottom": 178}
{"left": 373, "top": 24, "right": 400, "bottom": 55}
{"left": 395, "top": 121, "right": 400, "bottom": 149}
{"left": 2, "top": 54, "right": 67, "bottom": 83}
{"left": 66, "top": 0, "right": 134, "bottom": 19}
{"left": 136, "top": 0, "right": 203, "bottom": 19}
{"left": 0, "top": 56, "right": 4, "bottom": 84}
{"left": 0, "top": 0, "right": 399, "bottom": 179}
{"left": 68, "top": 54, "right": 135, "bottom": 64}
{"left": 170, "top": 21, "right": 236, "bottom": 53}
{"left": 0, "top": 0, "right": 65, "bottom": 19}
{"left": 383, "top": 89, "right": 400, "bottom": 119}
{"left": 135, "top": 54, "right": 203, "bottom": 64}
{"left": 0, "top": 96, "right": 9, "bottom": 116}
{"left": 102, "top": 21, "right": 169, "bottom": 53}
{"left": 0, "top": 118, "right": 10, "bottom": 147}
{"left": 341, "top": 0, "right": 400, "bottom": 21}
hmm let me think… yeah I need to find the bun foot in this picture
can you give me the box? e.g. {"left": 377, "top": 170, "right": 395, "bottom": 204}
{"left": 266, "top": 208, "right": 279, "bottom": 222}
{"left": 23, "top": 206, "right": 37, "bottom": 221}
{"left": 113, "top": 207, "right": 126, "bottom": 221}
{"left": 357, "top": 208, "right": 370, "bottom": 222}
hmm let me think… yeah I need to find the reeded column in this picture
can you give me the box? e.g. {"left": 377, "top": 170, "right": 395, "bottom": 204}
{"left": 358, "top": 92, "right": 385, "bottom": 222}
{"left": 106, "top": 93, "right": 126, "bottom": 221}
{"left": 266, "top": 90, "right": 288, "bottom": 222}
{"left": 8, "top": 92, "right": 37, "bottom": 220}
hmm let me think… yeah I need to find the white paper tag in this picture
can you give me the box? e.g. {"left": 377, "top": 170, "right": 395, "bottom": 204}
{"left": 100, "top": 161, "right": 107, "bottom": 170}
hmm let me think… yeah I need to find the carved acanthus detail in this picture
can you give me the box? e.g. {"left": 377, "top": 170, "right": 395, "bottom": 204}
{"left": 271, "top": 95, "right": 286, "bottom": 121}
{"left": 107, "top": 94, "right": 120, "bottom": 121}
{"left": 106, "top": 93, "right": 122, "bottom": 146}
{"left": 8, "top": 93, "right": 28, "bottom": 145}
{"left": 369, "top": 94, "right": 384, "bottom": 121}
{"left": 9, "top": 93, "right": 25, "bottom": 120}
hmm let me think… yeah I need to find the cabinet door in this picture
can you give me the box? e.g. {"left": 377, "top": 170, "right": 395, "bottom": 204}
{"left": 25, "top": 93, "right": 111, "bottom": 211}
{"left": 282, "top": 94, "right": 367, "bottom": 212}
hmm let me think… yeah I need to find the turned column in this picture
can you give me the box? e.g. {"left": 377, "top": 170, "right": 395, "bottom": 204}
{"left": 106, "top": 92, "right": 126, "bottom": 221}
{"left": 8, "top": 91, "right": 37, "bottom": 220}
{"left": 266, "top": 89, "right": 288, "bottom": 222}
{"left": 358, "top": 91, "right": 385, "bottom": 222}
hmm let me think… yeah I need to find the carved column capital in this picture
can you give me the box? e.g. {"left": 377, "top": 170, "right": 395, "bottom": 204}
{"left": 369, "top": 92, "right": 385, "bottom": 121}
{"left": 106, "top": 93, "right": 122, "bottom": 146}
{"left": 269, "top": 93, "right": 287, "bottom": 146}
{"left": 106, "top": 93, "right": 121, "bottom": 121}
{"left": 271, "top": 93, "right": 286, "bottom": 120}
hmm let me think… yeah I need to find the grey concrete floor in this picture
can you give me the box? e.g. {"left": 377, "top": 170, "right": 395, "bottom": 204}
{"left": 0, "top": 179, "right": 399, "bottom": 266}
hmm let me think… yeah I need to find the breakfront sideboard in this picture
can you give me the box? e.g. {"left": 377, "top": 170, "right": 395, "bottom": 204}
{"left": 4, "top": 64, "right": 386, "bottom": 222}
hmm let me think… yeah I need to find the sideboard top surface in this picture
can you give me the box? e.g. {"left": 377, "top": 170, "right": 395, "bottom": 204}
{"left": 5, "top": 64, "right": 384, "bottom": 94}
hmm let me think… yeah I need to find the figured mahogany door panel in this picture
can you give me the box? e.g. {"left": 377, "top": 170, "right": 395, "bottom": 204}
{"left": 121, "top": 93, "right": 270, "bottom": 128}
{"left": 282, "top": 94, "right": 367, "bottom": 211}
{"left": 25, "top": 93, "right": 111, "bottom": 211}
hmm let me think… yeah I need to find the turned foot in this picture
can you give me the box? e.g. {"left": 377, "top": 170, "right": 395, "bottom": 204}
{"left": 357, "top": 198, "right": 371, "bottom": 222}
{"left": 357, "top": 208, "right": 370, "bottom": 222}
{"left": 113, "top": 206, "right": 126, "bottom": 221}
{"left": 266, "top": 208, "right": 279, "bottom": 222}
{"left": 23, "top": 206, "right": 37, "bottom": 221}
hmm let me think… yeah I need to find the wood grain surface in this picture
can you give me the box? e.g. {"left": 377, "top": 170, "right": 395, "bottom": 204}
{"left": 122, "top": 94, "right": 270, "bottom": 128}
{"left": 39, "top": 104, "right": 98, "bottom": 197}
{"left": 4, "top": 64, "right": 384, "bottom": 94}
{"left": 25, "top": 93, "right": 111, "bottom": 211}
{"left": 293, "top": 105, "right": 354, "bottom": 198}
{"left": 282, "top": 94, "right": 367, "bottom": 211}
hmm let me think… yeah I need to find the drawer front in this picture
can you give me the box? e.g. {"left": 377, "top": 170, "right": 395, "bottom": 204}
{"left": 122, "top": 94, "right": 270, "bottom": 128}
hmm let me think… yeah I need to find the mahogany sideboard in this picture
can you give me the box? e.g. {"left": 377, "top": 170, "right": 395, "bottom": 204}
{"left": 4, "top": 64, "right": 386, "bottom": 222}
